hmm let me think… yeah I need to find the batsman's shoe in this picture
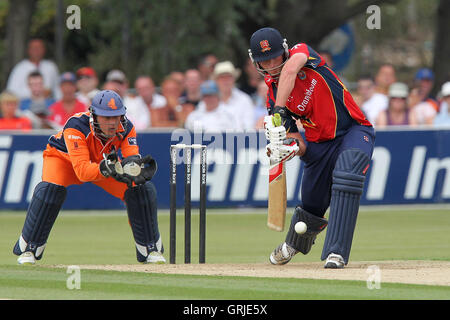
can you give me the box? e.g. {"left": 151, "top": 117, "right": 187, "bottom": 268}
{"left": 145, "top": 251, "right": 166, "bottom": 264}
{"left": 17, "top": 251, "right": 36, "bottom": 265}
{"left": 324, "top": 253, "right": 345, "bottom": 269}
{"left": 269, "top": 242, "right": 298, "bottom": 265}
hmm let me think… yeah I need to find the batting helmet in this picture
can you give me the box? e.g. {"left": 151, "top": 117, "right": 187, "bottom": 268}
{"left": 249, "top": 27, "right": 288, "bottom": 62}
{"left": 248, "top": 27, "right": 289, "bottom": 79}
{"left": 89, "top": 90, "right": 127, "bottom": 139}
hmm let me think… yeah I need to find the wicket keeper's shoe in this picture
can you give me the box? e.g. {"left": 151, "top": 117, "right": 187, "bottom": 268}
{"left": 145, "top": 251, "right": 166, "bottom": 264}
{"left": 324, "top": 253, "right": 345, "bottom": 269}
{"left": 17, "top": 251, "right": 36, "bottom": 265}
{"left": 269, "top": 242, "right": 298, "bottom": 265}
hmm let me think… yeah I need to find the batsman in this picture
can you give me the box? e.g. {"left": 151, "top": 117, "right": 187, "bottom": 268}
{"left": 13, "top": 90, "right": 166, "bottom": 265}
{"left": 249, "top": 27, "right": 375, "bottom": 268}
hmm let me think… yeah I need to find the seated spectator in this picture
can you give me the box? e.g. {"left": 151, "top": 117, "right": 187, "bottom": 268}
{"left": 19, "top": 71, "right": 55, "bottom": 112}
{"left": 157, "top": 77, "right": 189, "bottom": 127}
{"left": 125, "top": 76, "right": 167, "bottom": 130}
{"left": 0, "top": 91, "right": 32, "bottom": 131}
{"left": 376, "top": 82, "right": 417, "bottom": 127}
{"left": 185, "top": 80, "right": 236, "bottom": 131}
{"left": 434, "top": 81, "right": 450, "bottom": 126}
{"left": 102, "top": 81, "right": 118, "bottom": 92}
{"left": 318, "top": 50, "right": 334, "bottom": 69}
{"left": 409, "top": 87, "right": 436, "bottom": 125}
{"left": 213, "top": 61, "right": 255, "bottom": 130}
{"left": 240, "top": 58, "right": 263, "bottom": 97}
{"left": 169, "top": 71, "right": 185, "bottom": 90}
{"left": 48, "top": 72, "right": 87, "bottom": 128}
{"left": 374, "top": 63, "right": 396, "bottom": 96}
{"left": 7, "top": 38, "right": 60, "bottom": 100}
{"left": 22, "top": 100, "right": 57, "bottom": 129}
{"left": 357, "top": 75, "right": 388, "bottom": 125}
{"left": 412, "top": 68, "right": 440, "bottom": 112}
{"left": 105, "top": 69, "right": 129, "bottom": 98}
{"left": 254, "top": 80, "right": 269, "bottom": 129}
{"left": 179, "top": 69, "right": 203, "bottom": 109}
{"left": 76, "top": 67, "right": 100, "bottom": 106}
{"left": 197, "top": 54, "right": 218, "bottom": 82}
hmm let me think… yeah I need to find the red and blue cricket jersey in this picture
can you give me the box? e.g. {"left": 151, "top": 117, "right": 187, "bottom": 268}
{"left": 265, "top": 43, "right": 372, "bottom": 143}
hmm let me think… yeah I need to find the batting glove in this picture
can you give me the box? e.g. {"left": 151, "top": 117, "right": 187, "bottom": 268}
{"left": 263, "top": 116, "right": 275, "bottom": 140}
{"left": 267, "top": 138, "right": 299, "bottom": 164}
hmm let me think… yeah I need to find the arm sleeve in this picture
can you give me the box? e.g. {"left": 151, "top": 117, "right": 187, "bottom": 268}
{"left": 120, "top": 125, "right": 140, "bottom": 158}
{"left": 64, "top": 127, "right": 105, "bottom": 182}
{"left": 290, "top": 43, "right": 325, "bottom": 69}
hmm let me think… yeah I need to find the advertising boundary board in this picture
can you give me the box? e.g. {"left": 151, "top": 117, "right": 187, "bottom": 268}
{"left": 1, "top": 128, "right": 450, "bottom": 210}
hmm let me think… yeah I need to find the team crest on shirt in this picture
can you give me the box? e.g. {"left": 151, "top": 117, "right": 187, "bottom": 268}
{"left": 260, "top": 40, "right": 271, "bottom": 52}
{"left": 298, "top": 70, "right": 306, "bottom": 80}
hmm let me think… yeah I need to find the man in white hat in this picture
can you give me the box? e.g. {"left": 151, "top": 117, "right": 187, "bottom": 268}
{"left": 185, "top": 80, "right": 237, "bottom": 131}
{"left": 105, "top": 69, "right": 129, "bottom": 99}
{"left": 213, "top": 61, "right": 255, "bottom": 130}
{"left": 434, "top": 82, "right": 450, "bottom": 126}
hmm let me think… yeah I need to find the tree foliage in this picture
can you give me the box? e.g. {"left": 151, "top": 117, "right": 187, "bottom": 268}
{"left": 0, "top": 0, "right": 447, "bottom": 93}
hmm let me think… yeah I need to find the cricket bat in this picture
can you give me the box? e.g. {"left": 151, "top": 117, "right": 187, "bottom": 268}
{"left": 268, "top": 161, "right": 287, "bottom": 231}
{"left": 267, "top": 113, "right": 287, "bottom": 232}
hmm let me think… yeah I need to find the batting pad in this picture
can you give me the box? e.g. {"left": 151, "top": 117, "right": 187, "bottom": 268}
{"left": 13, "top": 182, "right": 67, "bottom": 259}
{"left": 321, "top": 149, "right": 370, "bottom": 264}
{"left": 124, "top": 181, "right": 163, "bottom": 262}
{"left": 285, "top": 206, "right": 328, "bottom": 255}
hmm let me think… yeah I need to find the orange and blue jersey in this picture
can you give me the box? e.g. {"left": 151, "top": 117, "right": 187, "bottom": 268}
{"left": 45, "top": 111, "right": 139, "bottom": 185}
{"left": 265, "top": 43, "right": 372, "bottom": 143}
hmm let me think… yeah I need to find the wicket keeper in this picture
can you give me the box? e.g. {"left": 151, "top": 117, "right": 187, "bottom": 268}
{"left": 249, "top": 27, "right": 374, "bottom": 268}
{"left": 13, "top": 90, "right": 166, "bottom": 265}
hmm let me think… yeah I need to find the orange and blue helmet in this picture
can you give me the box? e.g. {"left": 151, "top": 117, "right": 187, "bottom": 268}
{"left": 89, "top": 90, "right": 127, "bottom": 139}
{"left": 90, "top": 90, "right": 126, "bottom": 117}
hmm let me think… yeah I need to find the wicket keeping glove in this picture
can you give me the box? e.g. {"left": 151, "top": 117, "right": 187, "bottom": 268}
{"left": 122, "top": 154, "right": 158, "bottom": 185}
{"left": 99, "top": 148, "right": 133, "bottom": 187}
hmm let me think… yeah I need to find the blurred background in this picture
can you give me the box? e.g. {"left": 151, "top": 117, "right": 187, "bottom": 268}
{"left": 0, "top": 0, "right": 448, "bottom": 95}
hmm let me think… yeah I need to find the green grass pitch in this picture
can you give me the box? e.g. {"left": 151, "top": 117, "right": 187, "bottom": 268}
{"left": 0, "top": 207, "right": 449, "bottom": 300}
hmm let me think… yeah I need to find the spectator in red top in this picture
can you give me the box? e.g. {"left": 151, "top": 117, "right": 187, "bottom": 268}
{"left": 0, "top": 91, "right": 32, "bottom": 131}
{"left": 48, "top": 72, "right": 87, "bottom": 128}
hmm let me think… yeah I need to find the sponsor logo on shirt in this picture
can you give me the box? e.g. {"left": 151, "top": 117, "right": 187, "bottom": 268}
{"left": 297, "top": 78, "right": 317, "bottom": 112}
{"left": 128, "top": 137, "right": 137, "bottom": 145}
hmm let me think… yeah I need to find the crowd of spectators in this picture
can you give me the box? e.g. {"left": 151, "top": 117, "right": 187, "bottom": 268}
{"left": 355, "top": 64, "right": 450, "bottom": 128}
{"left": 1, "top": 38, "right": 449, "bottom": 132}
